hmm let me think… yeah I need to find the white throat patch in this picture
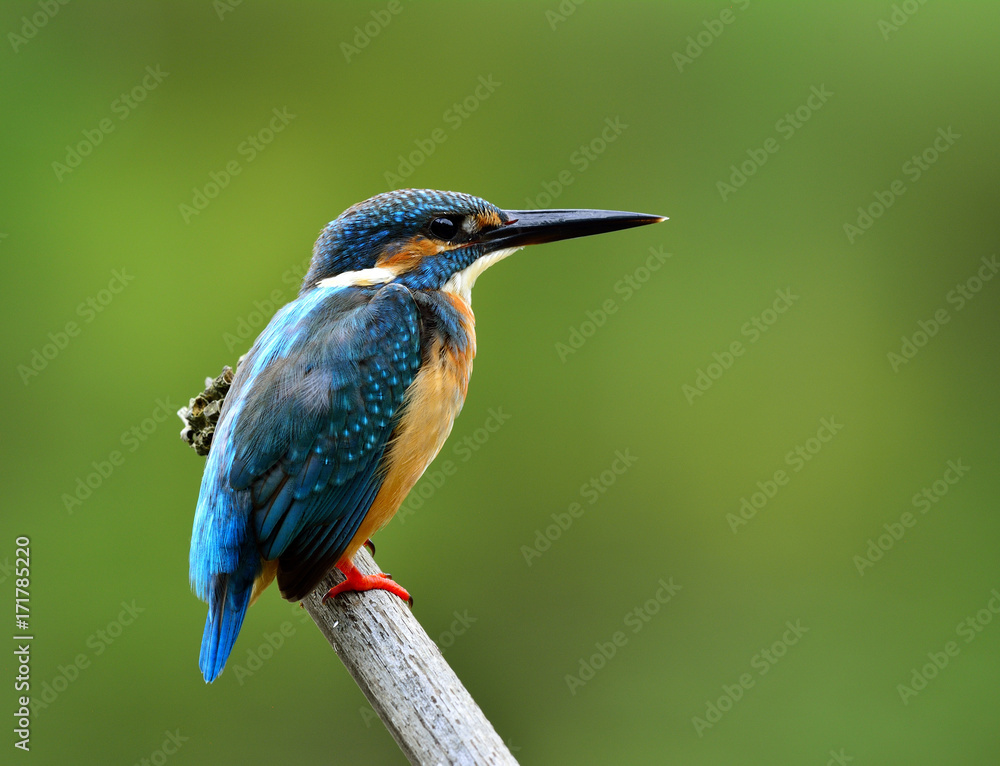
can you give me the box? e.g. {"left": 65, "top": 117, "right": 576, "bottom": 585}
{"left": 442, "top": 247, "right": 521, "bottom": 304}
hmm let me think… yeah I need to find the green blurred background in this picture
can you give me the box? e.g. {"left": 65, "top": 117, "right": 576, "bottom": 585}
{"left": 3, "top": 2, "right": 999, "bottom": 763}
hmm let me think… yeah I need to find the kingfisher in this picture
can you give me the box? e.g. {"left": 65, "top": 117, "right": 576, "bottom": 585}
{"left": 189, "top": 188, "right": 665, "bottom": 682}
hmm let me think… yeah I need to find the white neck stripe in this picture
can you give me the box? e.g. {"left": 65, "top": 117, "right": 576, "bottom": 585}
{"left": 317, "top": 267, "right": 395, "bottom": 289}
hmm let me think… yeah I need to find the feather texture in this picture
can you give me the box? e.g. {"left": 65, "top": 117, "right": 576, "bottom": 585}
{"left": 189, "top": 282, "right": 422, "bottom": 679}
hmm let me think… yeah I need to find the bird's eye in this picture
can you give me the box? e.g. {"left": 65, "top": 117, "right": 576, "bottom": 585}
{"left": 429, "top": 216, "right": 461, "bottom": 241}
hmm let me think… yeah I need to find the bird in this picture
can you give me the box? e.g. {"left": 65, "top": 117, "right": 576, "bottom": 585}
{"left": 189, "top": 188, "right": 665, "bottom": 682}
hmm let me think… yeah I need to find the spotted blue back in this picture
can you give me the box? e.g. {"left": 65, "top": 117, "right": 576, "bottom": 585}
{"left": 190, "top": 282, "right": 422, "bottom": 680}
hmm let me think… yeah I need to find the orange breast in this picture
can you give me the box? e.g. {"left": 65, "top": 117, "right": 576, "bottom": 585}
{"left": 341, "top": 293, "right": 476, "bottom": 562}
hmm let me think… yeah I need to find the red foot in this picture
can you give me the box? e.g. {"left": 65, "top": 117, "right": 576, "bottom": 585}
{"left": 323, "top": 560, "right": 412, "bottom": 607}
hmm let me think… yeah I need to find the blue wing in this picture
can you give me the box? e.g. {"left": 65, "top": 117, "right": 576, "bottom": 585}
{"left": 190, "top": 281, "right": 422, "bottom": 680}
{"left": 232, "top": 281, "right": 422, "bottom": 597}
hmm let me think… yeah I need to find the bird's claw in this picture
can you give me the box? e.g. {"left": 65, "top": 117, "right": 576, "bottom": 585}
{"left": 322, "top": 561, "right": 412, "bottom": 607}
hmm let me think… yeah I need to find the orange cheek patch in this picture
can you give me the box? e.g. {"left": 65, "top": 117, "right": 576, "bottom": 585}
{"left": 377, "top": 236, "right": 445, "bottom": 272}
{"left": 475, "top": 211, "right": 504, "bottom": 230}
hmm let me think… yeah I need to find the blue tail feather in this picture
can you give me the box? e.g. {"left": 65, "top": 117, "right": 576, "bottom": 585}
{"left": 191, "top": 409, "right": 260, "bottom": 682}
{"left": 199, "top": 566, "right": 255, "bottom": 683}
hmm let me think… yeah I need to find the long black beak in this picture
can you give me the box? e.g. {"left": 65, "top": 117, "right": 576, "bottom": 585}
{"left": 481, "top": 208, "right": 667, "bottom": 252}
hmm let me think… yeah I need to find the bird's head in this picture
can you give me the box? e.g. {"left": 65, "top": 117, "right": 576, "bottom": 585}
{"left": 303, "top": 188, "right": 665, "bottom": 301}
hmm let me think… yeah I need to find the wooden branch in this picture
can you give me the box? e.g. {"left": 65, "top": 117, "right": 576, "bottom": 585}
{"left": 180, "top": 368, "right": 517, "bottom": 765}
{"left": 303, "top": 551, "right": 518, "bottom": 765}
